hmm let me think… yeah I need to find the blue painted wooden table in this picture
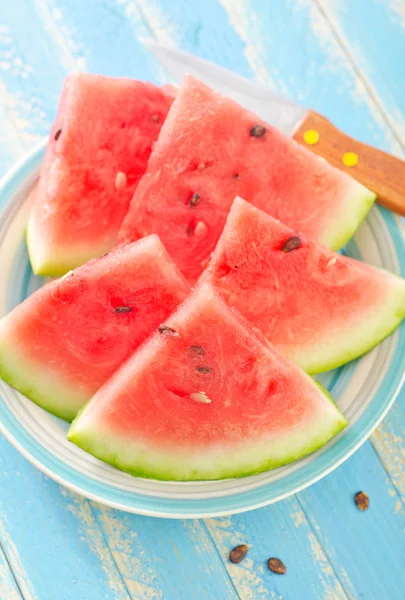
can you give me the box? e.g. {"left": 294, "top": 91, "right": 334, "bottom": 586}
{"left": 1, "top": 2, "right": 404, "bottom": 599}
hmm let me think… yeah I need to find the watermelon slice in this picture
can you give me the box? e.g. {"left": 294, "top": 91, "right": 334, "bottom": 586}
{"left": 118, "top": 75, "right": 375, "bottom": 282}
{"left": 27, "top": 73, "right": 175, "bottom": 276}
{"left": 0, "top": 235, "right": 188, "bottom": 421}
{"left": 68, "top": 283, "right": 347, "bottom": 480}
{"left": 201, "top": 197, "right": 405, "bottom": 374}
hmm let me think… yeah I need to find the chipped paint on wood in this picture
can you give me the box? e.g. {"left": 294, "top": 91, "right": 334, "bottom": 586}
{"left": 316, "top": 0, "right": 405, "bottom": 148}
{"left": 372, "top": 410, "right": 405, "bottom": 501}
{"left": 32, "top": 0, "right": 87, "bottom": 71}
{"left": 206, "top": 517, "right": 280, "bottom": 600}
{"left": 387, "top": 0, "right": 405, "bottom": 28}
{"left": 135, "top": 0, "right": 181, "bottom": 45}
{"left": 0, "top": 516, "right": 38, "bottom": 600}
{"left": 298, "top": 441, "right": 405, "bottom": 600}
{"left": 205, "top": 496, "right": 349, "bottom": 600}
{"left": 0, "top": 80, "right": 44, "bottom": 149}
{"left": 93, "top": 506, "right": 240, "bottom": 600}
{"left": 219, "top": 0, "right": 278, "bottom": 88}
{"left": 112, "top": 0, "right": 175, "bottom": 83}
{"left": 0, "top": 544, "right": 23, "bottom": 600}
{"left": 60, "top": 490, "right": 131, "bottom": 599}
{"left": 95, "top": 505, "right": 163, "bottom": 600}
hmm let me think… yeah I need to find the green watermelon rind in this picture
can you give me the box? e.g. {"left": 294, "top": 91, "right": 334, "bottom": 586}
{"left": 324, "top": 183, "right": 376, "bottom": 251}
{"left": 292, "top": 277, "right": 405, "bottom": 374}
{"left": 26, "top": 225, "right": 111, "bottom": 277}
{"left": 0, "top": 341, "right": 84, "bottom": 422}
{"left": 68, "top": 377, "right": 348, "bottom": 481}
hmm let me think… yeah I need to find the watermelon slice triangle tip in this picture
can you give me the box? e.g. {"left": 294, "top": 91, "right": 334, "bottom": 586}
{"left": 201, "top": 196, "right": 405, "bottom": 374}
{"left": 68, "top": 283, "right": 347, "bottom": 481}
{"left": 0, "top": 235, "right": 189, "bottom": 421}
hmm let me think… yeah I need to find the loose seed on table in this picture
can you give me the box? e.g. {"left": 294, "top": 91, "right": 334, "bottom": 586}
{"left": 354, "top": 491, "right": 369, "bottom": 511}
{"left": 229, "top": 544, "right": 248, "bottom": 563}
{"left": 267, "top": 557, "right": 286, "bottom": 574}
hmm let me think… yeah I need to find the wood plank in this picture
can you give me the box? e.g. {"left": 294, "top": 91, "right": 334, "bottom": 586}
{"left": 0, "top": 437, "right": 132, "bottom": 600}
{"left": 92, "top": 505, "right": 240, "bottom": 600}
{"left": 297, "top": 437, "right": 405, "bottom": 600}
{"left": 0, "top": 545, "right": 23, "bottom": 600}
{"left": 0, "top": 5, "right": 53, "bottom": 141}
{"left": 29, "top": 0, "right": 168, "bottom": 82}
{"left": 1, "top": 430, "right": 240, "bottom": 600}
{"left": 205, "top": 498, "right": 349, "bottom": 600}
{"left": 372, "top": 401, "right": 405, "bottom": 501}
{"left": 134, "top": 0, "right": 254, "bottom": 77}
{"left": 316, "top": 0, "right": 405, "bottom": 151}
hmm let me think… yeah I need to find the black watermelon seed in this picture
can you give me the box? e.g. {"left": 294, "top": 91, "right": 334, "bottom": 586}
{"left": 54, "top": 129, "right": 62, "bottom": 141}
{"left": 267, "top": 557, "right": 286, "bottom": 574}
{"left": 114, "top": 306, "right": 132, "bottom": 314}
{"left": 158, "top": 325, "right": 179, "bottom": 337}
{"left": 281, "top": 236, "right": 301, "bottom": 252}
{"left": 189, "top": 345, "right": 205, "bottom": 357}
{"left": 250, "top": 124, "right": 266, "bottom": 138}
{"left": 229, "top": 545, "right": 248, "bottom": 564}
{"left": 189, "top": 193, "right": 200, "bottom": 207}
{"left": 354, "top": 491, "right": 369, "bottom": 511}
{"left": 196, "top": 366, "right": 213, "bottom": 374}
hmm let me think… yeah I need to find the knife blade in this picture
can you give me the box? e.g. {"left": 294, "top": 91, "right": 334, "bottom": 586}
{"left": 146, "top": 42, "right": 307, "bottom": 135}
{"left": 146, "top": 42, "right": 405, "bottom": 216}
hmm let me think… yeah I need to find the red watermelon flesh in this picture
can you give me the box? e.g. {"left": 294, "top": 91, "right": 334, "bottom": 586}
{"left": 68, "top": 283, "right": 347, "bottom": 481}
{"left": 118, "top": 75, "right": 375, "bottom": 282}
{"left": 27, "top": 73, "right": 175, "bottom": 276}
{"left": 201, "top": 197, "right": 405, "bottom": 374}
{"left": 0, "top": 235, "right": 188, "bottom": 421}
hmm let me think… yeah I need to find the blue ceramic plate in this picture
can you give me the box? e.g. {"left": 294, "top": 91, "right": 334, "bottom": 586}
{"left": 1, "top": 141, "right": 404, "bottom": 518}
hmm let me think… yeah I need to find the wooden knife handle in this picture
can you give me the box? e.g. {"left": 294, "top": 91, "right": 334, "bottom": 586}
{"left": 293, "top": 110, "right": 405, "bottom": 216}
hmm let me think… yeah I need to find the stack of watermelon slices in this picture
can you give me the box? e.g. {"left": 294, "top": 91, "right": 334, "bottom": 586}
{"left": 0, "top": 71, "right": 404, "bottom": 482}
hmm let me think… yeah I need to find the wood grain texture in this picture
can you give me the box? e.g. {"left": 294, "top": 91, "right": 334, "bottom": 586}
{"left": 0, "top": 1, "right": 404, "bottom": 599}
{"left": 293, "top": 109, "right": 405, "bottom": 215}
{"left": 316, "top": 0, "right": 405, "bottom": 152}
{"left": 0, "top": 545, "right": 23, "bottom": 600}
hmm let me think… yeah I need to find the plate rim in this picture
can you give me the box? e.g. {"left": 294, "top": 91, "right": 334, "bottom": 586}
{"left": 0, "top": 141, "right": 404, "bottom": 519}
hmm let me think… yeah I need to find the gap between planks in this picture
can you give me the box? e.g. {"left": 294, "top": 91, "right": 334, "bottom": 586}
{"left": 314, "top": 0, "right": 405, "bottom": 154}
{"left": 0, "top": 542, "right": 24, "bottom": 600}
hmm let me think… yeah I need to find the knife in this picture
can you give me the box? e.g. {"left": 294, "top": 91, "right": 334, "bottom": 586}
{"left": 147, "top": 43, "right": 405, "bottom": 217}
